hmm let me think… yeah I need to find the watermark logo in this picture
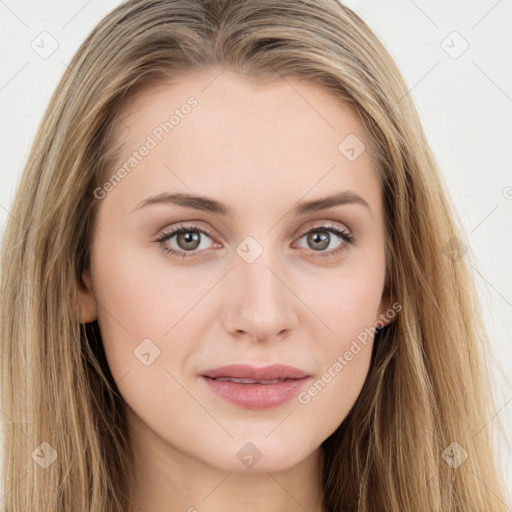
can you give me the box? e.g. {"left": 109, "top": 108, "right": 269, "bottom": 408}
{"left": 236, "top": 236, "right": 264, "bottom": 264}
{"left": 338, "top": 133, "right": 366, "bottom": 162}
{"left": 442, "top": 237, "right": 468, "bottom": 262}
{"left": 237, "top": 442, "right": 263, "bottom": 468}
{"left": 133, "top": 338, "right": 161, "bottom": 366}
{"left": 441, "top": 441, "right": 468, "bottom": 468}
{"left": 441, "top": 31, "right": 469, "bottom": 60}
{"left": 31, "top": 31, "right": 59, "bottom": 59}
{"left": 31, "top": 441, "right": 58, "bottom": 468}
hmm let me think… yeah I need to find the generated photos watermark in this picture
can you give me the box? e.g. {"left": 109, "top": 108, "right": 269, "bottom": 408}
{"left": 93, "top": 96, "right": 198, "bottom": 200}
{"left": 297, "top": 301, "right": 402, "bottom": 405}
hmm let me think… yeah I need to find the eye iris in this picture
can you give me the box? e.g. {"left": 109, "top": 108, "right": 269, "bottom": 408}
{"left": 177, "top": 231, "right": 201, "bottom": 250}
{"left": 307, "top": 230, "right": 330, "bottom": 251}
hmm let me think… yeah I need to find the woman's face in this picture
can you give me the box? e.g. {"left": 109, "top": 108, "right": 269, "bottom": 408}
{"left": 80, "top": 69, "right": 391, "bottom": 474}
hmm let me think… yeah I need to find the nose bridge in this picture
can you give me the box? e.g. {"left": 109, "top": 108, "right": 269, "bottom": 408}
{"left": 225, "top": 234, "right": 297, "bottom": 339}
{"left": 238, "top": 236, "right": 285, "bottom": 309}
{"left": 243, "top": 252, "right": 279, "bottom": 303}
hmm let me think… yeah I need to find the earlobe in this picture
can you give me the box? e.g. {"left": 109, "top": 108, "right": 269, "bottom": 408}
{"left": 77, "top": 270, "right": 97, "bottom": 324}
{"left": 376, "top": 292, "right": 395, "bottom": 328}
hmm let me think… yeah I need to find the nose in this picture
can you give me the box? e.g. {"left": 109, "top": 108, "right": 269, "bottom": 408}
{"left": 220, "top": 249, "right": 299, "bottom": 343}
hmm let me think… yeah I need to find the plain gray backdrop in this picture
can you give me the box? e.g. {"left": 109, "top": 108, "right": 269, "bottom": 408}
{"left": 1, "top": 0, "right": 511, "bottom": 503}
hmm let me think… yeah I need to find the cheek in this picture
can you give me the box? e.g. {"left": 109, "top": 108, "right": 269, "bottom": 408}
{"left": 294, "top": 306, "right": 377, "bottom": 443}
{"left": 295, "top": 342, "right": 372, "bottom": 447}
{"left": 90, "top": 238, "right": 196, "bottom": 381}
{"left": 93, "top": 230, "right": 209, "bottom": 330}
{"left": 293, "top": 263, "right": 383, "bottom": 422}
{"left": 301, "top": 256, "right": 385, "bottom": 344}
{"left": 91, "top": 253, "right": 200, "bottom": 424}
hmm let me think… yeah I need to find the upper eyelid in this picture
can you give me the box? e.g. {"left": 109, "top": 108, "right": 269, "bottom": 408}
{"left": 292, "top": 219, "right": 352, "bottom": 238}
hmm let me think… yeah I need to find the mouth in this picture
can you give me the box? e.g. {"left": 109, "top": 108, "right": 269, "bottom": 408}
{"left": 200, "top": 364, "right": 312, "bottom": 409}
{"left": 207, "top": 377, "right": 289, "bottom": 384}
{"left": 201, "top": 363, "right": 310, "bottom": 381}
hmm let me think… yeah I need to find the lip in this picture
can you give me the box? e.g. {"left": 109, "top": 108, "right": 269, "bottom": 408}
{"left": 200, "top": 364, "right": 312, "bottom": 410}
{"left": 202, "top": 363, "right": 310, "bottom": 380}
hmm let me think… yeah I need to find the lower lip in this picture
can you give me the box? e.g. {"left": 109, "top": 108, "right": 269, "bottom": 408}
{"left": 201, "top": 376, "right": 311, "bottom": 410}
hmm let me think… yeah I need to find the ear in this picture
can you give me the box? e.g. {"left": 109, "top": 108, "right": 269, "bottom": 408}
{"left": 78, "top": 269, "right": 97, "bottom": 324}
{"left": 375, "top": 288, "right": 395, "bottom": 329}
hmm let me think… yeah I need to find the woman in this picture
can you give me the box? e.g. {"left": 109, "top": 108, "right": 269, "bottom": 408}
{"left": 1, "top": 0, "right": 509, "bottom": 510}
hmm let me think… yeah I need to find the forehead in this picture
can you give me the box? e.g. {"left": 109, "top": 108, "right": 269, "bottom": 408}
{"left": 113, "top": 68, "right": 372, "bottom": 159}
{"left": 103, "top": 69, "right": 382, "bottom": 219}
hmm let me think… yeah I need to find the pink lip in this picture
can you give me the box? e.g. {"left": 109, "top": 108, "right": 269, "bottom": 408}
{"left": 200, "top": 364, "right": 312, "bottom": 410}
{"left": 202, "top": 363, "right": 310, "bottom": 380}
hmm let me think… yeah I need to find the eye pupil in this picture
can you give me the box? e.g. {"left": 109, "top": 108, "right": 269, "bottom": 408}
{"left": 177, "top": 231, "right": 201, "bottom": 250}
{"left": 307, "top": 230, "right": 330, "bottom": 251}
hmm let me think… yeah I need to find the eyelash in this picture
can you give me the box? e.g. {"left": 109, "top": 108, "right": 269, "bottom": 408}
{"left": 155, "top": 222, "right": 355, "bottom": 259}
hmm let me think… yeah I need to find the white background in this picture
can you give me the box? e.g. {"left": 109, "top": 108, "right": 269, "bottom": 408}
{"left": 1, "top": 0, "right": 511, "bottom": 504}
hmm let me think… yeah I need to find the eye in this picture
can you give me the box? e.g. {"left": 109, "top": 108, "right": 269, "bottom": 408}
{"left": 294, "top": 223, "right": 355, "bottom": 259}
{"left": 156, "top": 223, "right": 217, "bottom": 258}
{"left": 155, "top": 222, "right": 355, "bottom": 259}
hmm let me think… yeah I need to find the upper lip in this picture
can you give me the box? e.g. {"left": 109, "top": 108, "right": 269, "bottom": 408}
{"left": 202, "top": 364, "right": 310, "bottom": 380}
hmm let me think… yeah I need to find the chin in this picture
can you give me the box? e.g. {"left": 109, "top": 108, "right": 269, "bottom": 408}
{"left": 196, "top": 438, "right": 315, "bottom": 474}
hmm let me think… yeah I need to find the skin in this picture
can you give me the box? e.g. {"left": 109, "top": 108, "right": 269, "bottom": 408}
{"left": 78, "top": 68, "right": 392, "bottom": 512}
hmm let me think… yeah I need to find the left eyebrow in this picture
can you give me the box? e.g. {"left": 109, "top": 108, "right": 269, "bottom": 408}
{"left": 293, "top": 190, "right": 370, "bottom": 214}
{"left": 131, "top": 190, "right": 370, "bottom": 216}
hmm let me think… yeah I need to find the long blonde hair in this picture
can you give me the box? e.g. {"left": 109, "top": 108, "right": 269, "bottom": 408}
{"left": 1, "top": 0, "right": 509, "bottom": 510}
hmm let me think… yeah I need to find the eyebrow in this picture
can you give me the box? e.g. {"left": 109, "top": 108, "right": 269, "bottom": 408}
{"left": 132, "top": 190, "right": 370, "bottom": 216}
